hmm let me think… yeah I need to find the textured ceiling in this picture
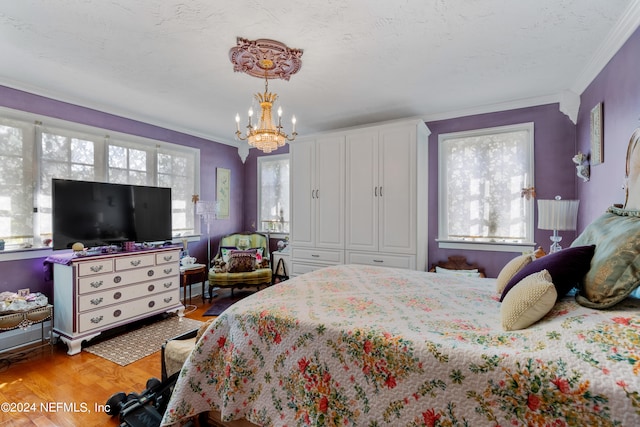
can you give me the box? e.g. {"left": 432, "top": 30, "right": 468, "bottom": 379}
{"left": 0, "top": 1, "right": 638, "bottom": 146}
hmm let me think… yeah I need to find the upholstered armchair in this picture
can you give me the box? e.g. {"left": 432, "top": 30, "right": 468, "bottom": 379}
{"left": 208, "top": 232, "right": 272, "bottom": 297}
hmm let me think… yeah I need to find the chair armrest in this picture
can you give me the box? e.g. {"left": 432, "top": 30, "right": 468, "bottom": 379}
{"left": 161, "top": 328, "right": 199, "bottom": 381}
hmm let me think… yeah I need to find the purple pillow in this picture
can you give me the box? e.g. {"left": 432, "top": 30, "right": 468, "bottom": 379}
{"left": 500, "top": 245, "right": 595, "bottom": 302}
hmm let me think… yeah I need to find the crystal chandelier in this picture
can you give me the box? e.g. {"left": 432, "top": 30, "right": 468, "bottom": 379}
{"left": 234, "top": 75, "right": 297, "bottom": 153}
{"left": 229, "top": 37, "right": 303, "bottom": 153}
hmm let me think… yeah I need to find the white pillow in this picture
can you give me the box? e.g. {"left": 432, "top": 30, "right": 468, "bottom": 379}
{"left": 496, "top": 253, "right": 533, "bottom": 294}
{"left": 501, "top": 269, "right": 557, "bottom": 331}
{"left": 435, "top": 266, "right": 481, "bottom": 278}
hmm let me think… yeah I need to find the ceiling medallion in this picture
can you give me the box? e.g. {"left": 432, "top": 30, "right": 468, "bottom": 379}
{"left": 229, "top": 37, "right": 303, "bottom": 80}
{"left": 230, "top": 38, "right": 303, "bottom": 153}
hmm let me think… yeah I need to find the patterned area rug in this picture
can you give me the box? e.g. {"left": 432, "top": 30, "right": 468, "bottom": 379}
{"left": 84, "top": 315, "right": 203, "bottom": 366}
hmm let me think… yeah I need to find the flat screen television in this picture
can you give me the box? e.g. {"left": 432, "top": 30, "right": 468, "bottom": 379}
{"left": 52, "top": 179, "right": 172, "bottom": 250}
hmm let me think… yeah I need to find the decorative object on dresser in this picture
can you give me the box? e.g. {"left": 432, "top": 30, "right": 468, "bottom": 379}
{"left": 49, "top": 246, "right": 182, "bottom": 355}
{"left": 537, "top": 196, "right": 580, "bottom": 253}
{"left": 429, "top": 255, "right": 486, "bottom": 277}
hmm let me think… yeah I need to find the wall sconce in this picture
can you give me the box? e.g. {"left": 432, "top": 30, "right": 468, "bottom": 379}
{"left": 572, "top": 151, "right": 590, "bottom": 182}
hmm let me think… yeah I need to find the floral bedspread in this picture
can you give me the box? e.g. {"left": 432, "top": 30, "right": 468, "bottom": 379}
{"left": 161, "top": 264, "right": 640, "bottom": 426}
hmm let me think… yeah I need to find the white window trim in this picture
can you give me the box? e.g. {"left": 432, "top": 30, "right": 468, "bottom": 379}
{"left": 0, "top": 106, "right": 201, "bottom": 261}
{"left": 437, "top": 122, "right": 536, "bottom": 252}
{"left": 257, "top": 153, "right": 289, "bottom": 237}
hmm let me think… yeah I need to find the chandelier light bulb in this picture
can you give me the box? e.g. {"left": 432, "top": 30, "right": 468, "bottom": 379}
{"left": 277, "top": 106, "right": 283, "bottom": 117}
{"left": 248, "top": 108, "right": 253, "bottom": 117}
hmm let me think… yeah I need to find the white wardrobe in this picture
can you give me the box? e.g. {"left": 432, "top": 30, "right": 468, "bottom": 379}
{"left": 290, "top": 119, "right": 429, "bottom": 275}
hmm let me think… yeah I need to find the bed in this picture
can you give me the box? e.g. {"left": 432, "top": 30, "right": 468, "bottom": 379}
{"left": 161, "top": 130, "right": 640, "bottom": 427}
{"left": 161, "top": 263, "right": 640, "bottom": 426}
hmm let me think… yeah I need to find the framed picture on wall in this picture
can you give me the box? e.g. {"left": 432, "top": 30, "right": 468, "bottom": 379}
{"left": 590, "top": 102, "right": 604, "bottom": 165}
{"left": 216, "top": 167, "right": 230, "bottom": 219}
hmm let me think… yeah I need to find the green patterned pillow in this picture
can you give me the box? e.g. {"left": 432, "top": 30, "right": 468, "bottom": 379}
{"left": 571, "top": 208, "right": 640, "bottom": 308}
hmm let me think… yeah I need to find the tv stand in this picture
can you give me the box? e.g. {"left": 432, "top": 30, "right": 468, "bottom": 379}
{"left": 52, "top": 247, "right": 183, "bottom": 355}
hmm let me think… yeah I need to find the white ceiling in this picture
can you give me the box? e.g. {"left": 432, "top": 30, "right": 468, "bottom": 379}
{"left": 1, "top": 1, "right": 639, "bottom": 146}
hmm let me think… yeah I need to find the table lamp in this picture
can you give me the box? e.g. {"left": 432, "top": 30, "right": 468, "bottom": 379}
{"left": 537, "top": 196, "right": 580, "bottom": 253}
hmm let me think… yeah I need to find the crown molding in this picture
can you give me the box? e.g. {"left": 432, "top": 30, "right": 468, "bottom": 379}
{"left": 0, "top": 79, "right": 239, "bottom": 147}
{"left": 571, "top": 0, "right": 640, "bottom": 95}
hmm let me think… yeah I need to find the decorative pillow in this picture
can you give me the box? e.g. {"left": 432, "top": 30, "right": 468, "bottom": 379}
{"left": 501, "top": 269, "right": 557, "bottom": 331}
{"left": 495, "top": 253, "right": 533, "bottom": 294}
{"left": 571, "top": 210, "right": 640, "bottom": 308}
{"left": 220, "top": 246, "right": 236, "bottom": 263}
{"left": 227, "top": 249, "right": 257, "bottom": 273}
{"left": 434, "top": 266, "right": 481, "bottom": 277}
{"left": 500, "top": 245, "right": 595, "bottom": 302}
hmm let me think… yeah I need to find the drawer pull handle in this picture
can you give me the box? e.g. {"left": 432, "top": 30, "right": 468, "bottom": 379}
{"left": 114, "top": 276, "right": 122, "bottom": 283}
{"left": 163, "top": 282, "right": 172, "bottom": 288}
{"left": 148, "top": 284, "right": 155, "bottom": 292}
{"left": 163, "top": 297, "right": 173, "bottom": 303}
{"left": 130, "top": 259, "right": 142, "bottom": 266}
{"left": 311, "top": 254, "right": 320, "bottom": 258}
{"left": 113, "top": 309, "right": 122, "bottom": 318}
{"left": 90, "top": 265, "right": 104, "bottom": 273}
{"left": 90, "top": 297, "right": 104, "bottom": 306}
{"left": 90, "top": 316, "right": 104, "bottom": 324}
{"left": 163, "top": 268, "right": 173, "bottom": 275}
{"left": 373, "top": 259, "right": 384, "bottom": 263}
{"left": 147, "top": 270, "right": 155, "bottom": 277}
{"left": 148, "top": 301, "right": 156, "bottom": 308}
{"left": 90, "top": 281, "right": 104, "bottom": 288}
{"left": 113, "top": 292, "right": 122, "bottom": 300}
{"left": 163, "top": 255, "right": 173, "bottom": 261}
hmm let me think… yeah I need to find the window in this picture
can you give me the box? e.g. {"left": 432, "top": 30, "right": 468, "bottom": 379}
{"left": 257, "top": 154, "right": 289, "bottom": 234}
{"left": 0, "top": 109, "right": 200, "bottom": 252}
{"left": 438, "top": 123, "right": 535, "bottom": 252}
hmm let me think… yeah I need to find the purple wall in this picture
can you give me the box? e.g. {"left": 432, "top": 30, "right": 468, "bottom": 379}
{"left": 575, "top": 26, "right": 640, "bottom": 227}
{"left": 425, "top": 103, "right": 577, "bottom": 277}
{"left": 0, "top": 86, "right": 244, "bottom": 297}
{"left": 2, "top": 24, "right": 638, "bottom": 290}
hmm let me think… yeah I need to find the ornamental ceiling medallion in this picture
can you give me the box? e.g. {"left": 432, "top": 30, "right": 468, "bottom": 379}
{"left": 229, "top": 37, "right": 303, "bottom": 80}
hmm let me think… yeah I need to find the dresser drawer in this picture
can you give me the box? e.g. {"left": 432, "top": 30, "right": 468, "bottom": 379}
{"left": 290, "top": 262, "right": 327, "bottom": 277}
{"left": 115, "top": 253, "right": 155, "bottom": 271}
{"left": 77, "top": 264, "right": 179, "bottom": 294}
{"left": 291, "top": 248, "right": 344, "bottom": 263}
{"left": 346, "top": 251, "right": 415, "bottom": 269}
{"left": 77, "top": 276, "right": 179, "bottom": 311}
{"left": 156, "top": 250, "right": 180, "bottom": 265}
{"left": 78, "top": 291, "right": 179, "bottom": 333}
{"left": 77, "top": 259, "right": 114, "bottom": 277}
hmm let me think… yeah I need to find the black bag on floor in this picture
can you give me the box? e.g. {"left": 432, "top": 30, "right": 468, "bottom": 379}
{"left": 106, "top": 372, "right": 193, "bottom": 427}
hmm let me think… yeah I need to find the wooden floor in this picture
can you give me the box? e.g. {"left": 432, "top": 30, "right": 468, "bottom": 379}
{"left": 0, "top": 297, "right": 214, "bottom": 427}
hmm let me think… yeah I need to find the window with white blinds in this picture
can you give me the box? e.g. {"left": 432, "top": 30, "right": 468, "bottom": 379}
{"left": 0, "top": 112, "right": 199, "bottom": 251}
{"left": 438, "top": 122, "right": 535, "bottom": 251}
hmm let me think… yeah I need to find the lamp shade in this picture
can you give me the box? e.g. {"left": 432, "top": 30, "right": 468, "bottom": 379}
{"left": 537, "top": 198, "right": 579, "bottom": 231}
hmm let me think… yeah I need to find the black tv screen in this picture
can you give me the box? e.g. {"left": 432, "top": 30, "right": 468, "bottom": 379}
{"left": 52, "top": 179, "right": 172, "bottom": 250}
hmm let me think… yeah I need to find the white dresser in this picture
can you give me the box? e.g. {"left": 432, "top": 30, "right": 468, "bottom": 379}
{"left": 53, "top": 247, "right": 182, "bottom": 355}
